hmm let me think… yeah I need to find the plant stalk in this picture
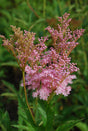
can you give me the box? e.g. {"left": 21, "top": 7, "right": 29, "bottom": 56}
{"left": 22, "top": 71, "right": 35, "bottom": 123}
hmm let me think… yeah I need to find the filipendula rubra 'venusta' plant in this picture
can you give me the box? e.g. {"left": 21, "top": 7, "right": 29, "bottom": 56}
{"left": 23, "top": 13, "right": 84, "bottom": 100}
{"left": 0, "top": 13, "right": 84, "bottom": 123}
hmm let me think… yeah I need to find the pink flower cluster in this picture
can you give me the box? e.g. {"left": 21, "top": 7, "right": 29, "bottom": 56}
{"left": 0, "top": 26, "right": 36, "bottom": 70}
{"left": 25, "top": 49, "right": 78, "bottom": 100}
{"left": 24, "top": 13, "right": 84, "bottom": 100}
{"left": 0, "top": 13, "right": 84, "bottom": 101}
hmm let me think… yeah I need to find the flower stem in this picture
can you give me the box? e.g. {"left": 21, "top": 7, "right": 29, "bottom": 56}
{"left": 27, "top": 0, "right": 40, "bottom": 19}
{"left": 47, "top": 92, "right": 55, "bottom": 104}
{"left": 43, "top": 0, "right": 46, "bottom": 17}
{"left": 22, "top": 71, "right": 35, "bottom": 123}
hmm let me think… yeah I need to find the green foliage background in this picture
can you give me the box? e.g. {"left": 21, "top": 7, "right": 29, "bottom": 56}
{"left": 0, "top": 0, "right": 88, "bottom": 131}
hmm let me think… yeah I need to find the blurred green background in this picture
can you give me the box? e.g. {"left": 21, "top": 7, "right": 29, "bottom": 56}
{"left": 0, "top": 0, "right": 88, "bottom": 131}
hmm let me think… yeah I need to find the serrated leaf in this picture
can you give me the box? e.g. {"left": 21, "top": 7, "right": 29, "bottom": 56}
{"left": 17, "top": 94, "right": 34, "bottom": 127}
{"left": 56, "top": 120, "right": 81, "bottom": 131}
{"left": 13, "top": 120, "right": 35, "bottom": 131}
{"left": 17, "top": 95, "right": 27, "bottom": 130}
{"left": 24, "top": 119, "right": 36, "bottom": 131}
{"left": 12, "top": 125, "right": 30, "bottom": 131}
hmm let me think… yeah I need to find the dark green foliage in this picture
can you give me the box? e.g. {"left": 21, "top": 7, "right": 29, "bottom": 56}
{"left": 0, "top": 109, "right": 17, "bottom": 131}
{"left": 56, "top": 119, "right": 82, "bottom": 131}
{"left": 0, "top": 0, "right": 88, "bottom": 131}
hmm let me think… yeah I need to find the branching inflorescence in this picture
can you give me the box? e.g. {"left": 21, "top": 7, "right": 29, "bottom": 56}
{"left": 0, "top": 13, "right": 84, "bottom": 101}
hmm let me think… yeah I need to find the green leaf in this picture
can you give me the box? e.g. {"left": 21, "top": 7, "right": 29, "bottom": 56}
{"left": 2, "top": 80, "right": 17, "bottom": 93}
{"left": 37, "top": 103, "right": 47, "bottom": 126}
{"left": 56, "top": 120, "right": 81, "bottom": 131}
{"left": 45, "top": 104, "right": 54, "bottom": 131}
{"left": 17, "top": 95, "right": 27, "bottom": 131}
{"left": 14, "top": 18, "right": 28, "bottom": 27}
{"left": 17, "top": 94, "right": 34, "bottom": 128}
{"left": 1, "top": 10, "right": 11, "bottom": 21}
{"left": 0, "top": 111, "right": 11, "bottom": 131}
{"left": 12, "top": 125, "right": 30, "bottom": 131}
{"left": 0, "top": 123, "right": 7, "bottom": 131}
{"left": 29, "top": 18, "right": 45, "bottom": 31}
{"left": 77, "top": 50, "right": 88, "bottom": 77}
{"left": 76, "top": 122, "right": 88, "bottom": 131}
{"left": 24, "top": 119, "right": 36, "bottom": 131}
{"left": 12, "top": 123, "right": 36, "bottom": 131}
{"left": 1, "top": 93, "right": 17, "bottom": 99}
{"left": 0, "top": 61, "right": 19, "bottom": 67}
